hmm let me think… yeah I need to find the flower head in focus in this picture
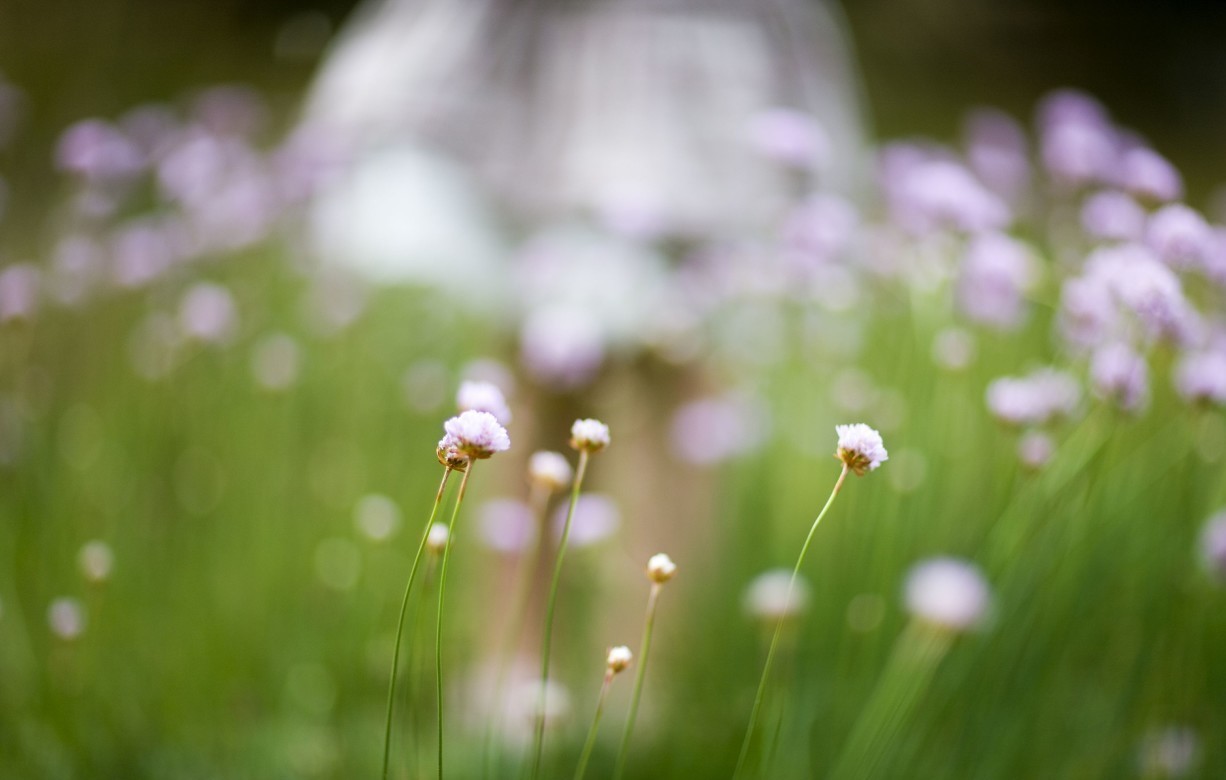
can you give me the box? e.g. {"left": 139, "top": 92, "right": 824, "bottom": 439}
{"left": 569, "top": 418, "right": 610, "bottom": 453}
{"left": 835, "top": 423, "right": 888, "bottom": 475}
{"left": 443, "top": 410, "right": 511, "bottom": 459}
{"left": 436, "top": 435, "right": 470, "bottom": 472}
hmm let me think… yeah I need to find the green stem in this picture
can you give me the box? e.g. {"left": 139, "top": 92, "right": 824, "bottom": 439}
{"left": 733, "top": 463, "right": 849, "bottom": 780}
{"left": 530, "top": 449, "right": 591, "bottom": 780}
{"left": 574, "top": 670, "right": 614, "bottom": 780}
{"left": 436, "top": 461, "right": 475, "bottom": 780}
{"left": 383, "top": 467, "right": 452, "bottom": 780}
{"left": 612, "top": 583, "right": 661, "bottom": 780}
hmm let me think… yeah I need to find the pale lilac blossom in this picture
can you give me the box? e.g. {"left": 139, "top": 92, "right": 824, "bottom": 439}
{"left": 956, "top": 232, "right": 1038, "bottom": 330}
{"left": 963, "top": 108, "right": 1030, "bottom": 203}
{"left": 478, "top": 499, "right": 536, "bottom": 554}
{"left": 1118, "top": 146, "right": 1182, "bottom": 202}
{"left": 1146, "top": 203, "right": 1214, "bottom": 271}
{"left": 986, "top": 368, "right": 1081, "bottom": 426}
{"left": 48, "top": 597, "right": 86, "bottom": 640}
{"left": 519, "top": 308, "right": 605, "bottom": 389}
{"left": 55, "top": 119, "right": 143, "bottom": 181}
{"left": 748, "top": 108, "right": 830, "bottom": 170}
{"left": 904, "top": 557, "right": 991, "bottom": 631}
{"left": 456, "top": 380, "right": 512, "bottom": 425}
{"left": 835, "top": 423, "right": 888, "bottom": 475}
{"left": 0, "top": 264, "right": 41, "bottom": 322}
{"left": 670, "top": 395, "right": 769, "bottom": 465}
{"left": 528, "top": 451, "right": 572, "bottom": 493}
{"left": 552, "top": 494, "right": 619, "bottom": 548}
{"left": 443, "top": 410, "right": 510, "bottom": 459}
{"left": 1200, "top": 510, "right": 1226, "bottom": 582}
{"left": 178, "top": 283, "right": 239, "bottom": 344}
{"left": 1017, "top": 431, "right": 1055, "bottom": 470}
{"left": 1080, "top": 191, "right": 1146, "bottom": 243}
{"left": 1090, "top": 342, "right": 1149, "bottom": 412}
{"left": 1173, "top": 350, "right": 1226, "bottom": 406}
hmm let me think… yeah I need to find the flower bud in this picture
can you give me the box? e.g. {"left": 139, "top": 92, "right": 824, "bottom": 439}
{"left": 646, "top": 553, "right": 677, "bottom": 584}
{"left": 606, "top": 645, "right": 633, "bottom": 675}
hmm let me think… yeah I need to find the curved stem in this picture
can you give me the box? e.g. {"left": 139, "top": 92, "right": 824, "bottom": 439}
{"left": 573, "top": 670, "right": 614, "bottom": 780}
{"left": 436, "top": 461, "right": 475, "bottom": 780}
{"left": 530, "top": 449, "right": 590, "bottom": 780}
{"left": 383, "top": 467, "right": 452, "bottom": 780}
{"left": 733, "top": 463, "right": 849, "bottom": 780}
{"left": 612, "top": 583, "right": 661, "bottom": 780}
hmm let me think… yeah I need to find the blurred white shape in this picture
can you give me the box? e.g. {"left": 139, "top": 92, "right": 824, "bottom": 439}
{"left": 303, "top": 0, "right": 867, "bottom": 259}
{"left": 1017, "top": 430, "right": 1055, "bottom": 471}
{"left": 479, "top": 498, "right": 536, "bottom": 554}
{"left": 670, "top": 394, "right": 769, "bottom": 465}
{"left": 904, "top": 557, "right": 991, "bottom": 632}
{"left": 520, "top": 307, "right": 606, "bottom": 389}
{"left": 1138, "top": 726, "right": 1200, "bottom": 778}
{"left": 251, "top": 333, "right": 302, "bottom": 391}
{"left": 179, "top": 282, "right": 239, "bottom": 344}
{"left": 48, "top": 597, "right": 86, "bottom": 640}
{"left": 744, "top": 569, "right": 810, "bottom": 621}
{"left": 78, "top": 540, "right": 114, "bottom": 583}
{"left": 931, "top": 327, "right": 976, "bottom": 371}
{"left": 507, "top": 678, "right": 571, "bottom": 738}
{"left": 456, "top": 380, "right": 512, "bottom": 425}
{"left": 1200, "top": 509, "right": 1226, "bottom": 582}
{"left": 552, "top": 493, "right": 619, "bottom": 548}
{"left": 0, "top": 263, "right": 41, "bottom": 322}
{"left": 354, "top": 494, "right": 401, "bottom": 542}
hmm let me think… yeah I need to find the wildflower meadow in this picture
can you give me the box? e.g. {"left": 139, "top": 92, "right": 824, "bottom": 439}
{"left": 2, "top": 2, "right": 1226, "bottom": 779}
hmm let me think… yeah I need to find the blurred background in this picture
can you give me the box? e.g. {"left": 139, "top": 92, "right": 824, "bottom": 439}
{"left": 2, "top": 0, "right": 1226, "bottom": 778}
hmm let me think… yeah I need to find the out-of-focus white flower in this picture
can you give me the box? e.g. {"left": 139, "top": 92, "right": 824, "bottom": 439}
{"left": 1036, "top": 90, "right": 1117, "bottom": 188}
{"left": 835, "top": 423, "right": 888, "bottom": 475}
{"left": 569, "top": 418, "right": 610, "bottom": 453}
{"left": 1173, "top": 350, "right": 1226, "bottom": 406}
{"left": 986, "top": 368, "right": 1081, "bottom": 427}
{"left": 646, "top": 553, "right": 677, "bottom": 584}
{"left": 78, "top": 540, "right": 114, "bottom": 583}
{"left": 882, "top": 152, "right": 1010, "bottom": 235}
{"left": 904, "top": 557, "right": 991, "bottom": 632}
{"left": 552, "top": 494, "right": 619, "bottom": 548}
{"left": 963, "top": 108, "right": 1030, "bottom": 204}
{"left": 605, "top": 646, "right": 634, "bottom": 675}
{"left": 744, "top": 569, "right": 810, "bottom": 621}
{"left": 353, "top": 494, "right": 401, "bottom": 542}
{"left": 509, "top": 678, "right": 571, "bottom": 731}
{"left": 1200, "top": 510, "right": 1226, "bottom": 582}
{"left": 0, "top": 264, "right": 41, "bottom": 323}
{"left": 528, "top": 451, "right": 572, "bottom": 493}
{"left": 670, "top": 395, "right": 769, "bottom": 465}
{"left": 1017, "top": 430, "right": 1055, "bottom": 470}
{"left": 1090, "top": 342, "right": 1149, "bottom": 412}
{"left": 1082, "top": 243, "right": 1196, "bottom": 345}
{"left": 1138, "top": 726, "right": 1201, "bottom": 778}
{"left": 1146, "top": 203, "right": 1214, "bottom": 271}
{"left": 956, "top": 232, "right": 1038, "bottom": 330}
{"left": 425, "top": 522, "right": 450, "bottom": 554}
{"left": 443, "top": 410, "right": 510, "bottom": 459}
{"left": 519, "top": 308, "right": 606, "bottom": 389}
{"left": 178, "top": 282, "right": 239, "bottom": 344}
{"left": 251, "top": 333, "right": 302, "bottom": 391}
{"left": 932, "top": 328, "right": 976, "bottom": 371}
{"left": 48, "top": 597, "right": 86, "bottom": 640}
{"left": 748, "top": 107, "right": 830, "bottom": 170}
{"left": 56, "top": 119, "right": 143, "bottom": 181}
{"left": 456, "top": 379, "right": 512, "bottom": 425}
{"left": 478, "top": 499, "right": 536, "bottom": 554}
{"left": 1118, "top": 147, "right": 1182, "bottom": 202}
{"left": 1081, "top": 190, "right": 1146, "bottom": 243}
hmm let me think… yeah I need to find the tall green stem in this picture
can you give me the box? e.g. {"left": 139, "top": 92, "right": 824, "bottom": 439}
{"left": 733, "top": 463, "right": 849, "bottom": 779}
{"left": 530, "top": 449, "right": 590, "bottom": 780}
{"left": 436, "top": 461, "right": 475, "bottom": 780}
{"left": 612, "top": 583, "right": 661, "bottom": 780}
{"left": 573, "top": 670, "right": 614, "bottom": 780}
{"left": 383, "top": 467, "right": 452, "bottom": 780}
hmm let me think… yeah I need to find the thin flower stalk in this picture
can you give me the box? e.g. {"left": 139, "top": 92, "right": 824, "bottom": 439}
{"left": 530, "top": 448, "right": 591, "bottom": 780}
{"left": 435, "top": 460, "right": 475, "bottom": 780}
{"left": 382, "top": 466, "right": 453, "bottom": 780}
{"left": 574, "top": 669, "right": 615, "bottom": 780}
{"left": 733, "top": 462, "right": 849, "bottom": 779}
{"left": 612, "top": 581, "right": 663, "bottom": 780}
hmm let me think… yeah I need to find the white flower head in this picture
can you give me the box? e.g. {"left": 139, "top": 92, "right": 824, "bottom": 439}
{"left": 425, "top": 522, "right": 450, "bottom": 554}
{"left": 606, "top": 645, "right": 633, "bottom": 675}
{"left": 569, "top": 418, "right": 610, "bottom": 453}
{"left": 78, "top": 540, "right": 114, "bottom": 583}
{"left": 904, "top": 557, "right": 992, "bottom": 632}
{"left": 646, "top": 553, "right": 677, "bottom": 584}
{"left": 528, "top": 451, "right": 573, "bottom": 493}
{"left": 443, "top": 410, "right": 510, "bottom": 460}
{"left": 48, "top": 597, "right": 86, "bottom": 640}
{"left": 456, "top": 379, "right": 512, "bottom": 425}
{"left": 744, "top": 569, "right": 810, "bottom": 621}
{"left": 835, "top": 423, "right": 888, "bottom": 476}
